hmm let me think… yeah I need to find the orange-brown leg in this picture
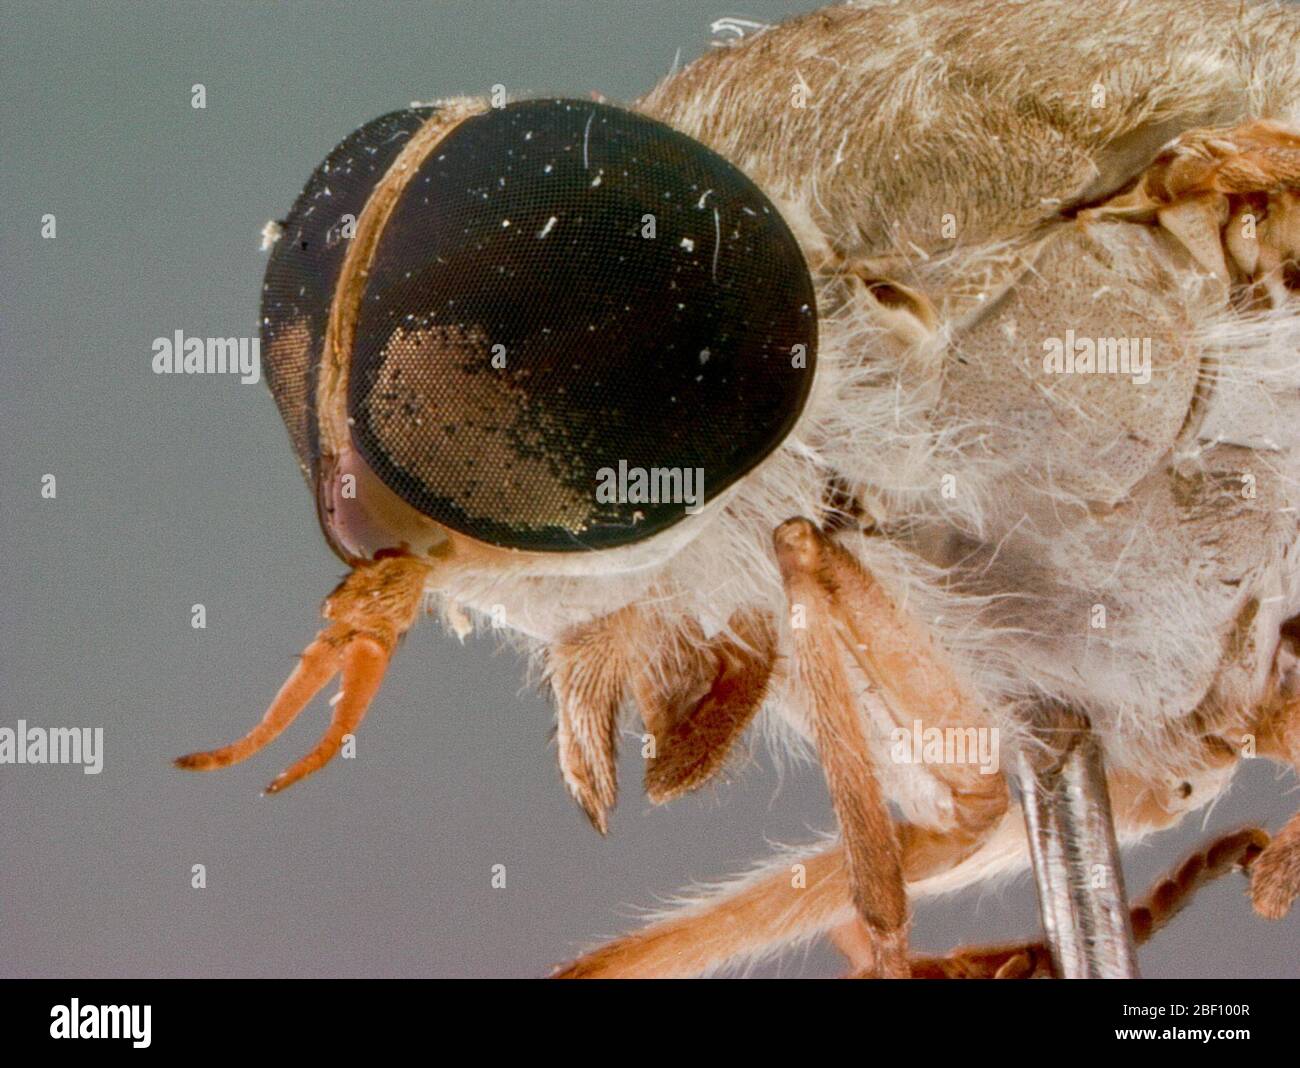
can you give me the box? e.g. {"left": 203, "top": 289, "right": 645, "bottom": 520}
{"left": 554, "top": 806, "right": 1029, "bottom": 978}
{"left": 175, "top": 554, "right": 430, "bottom": 793}
{"left": 777, "top": 518, "right": 1011, "bottom": 973}
{"left": 793, "top": 522, "right": 1009, "bottom": 875}
{"left": 553, "top": 839, "right": 852, "bottom": 979}
{"left": 1253, "top": 817, "right": 1300, "bottom": 919}
{"left": 1252, "top": 691, "right": 1300, "bottom": 918}
{"left": 558, "top": 519, "right": 1009, "bottom": 979}
{"left": 904, "top": 827, "right": 1269, "bottom": 979}
{"left": 775, "top": 518, "right": 910, "bottom": 977}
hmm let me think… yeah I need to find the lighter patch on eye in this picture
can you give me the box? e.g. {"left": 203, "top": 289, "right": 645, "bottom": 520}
{"left": 362, "top": 323, "right": 593, "bottom": 531}
{"left": 262, "top": 316, "right": 314, "bottom": 466}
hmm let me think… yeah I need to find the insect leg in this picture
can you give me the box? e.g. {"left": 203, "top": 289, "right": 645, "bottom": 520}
{"left": 554, "top": 803, "right": 1030, "bottom": 978}
{"left": 783, "top": 521, "right": 1010, "bottom": 876}
{"left": 906, "top": 827, "right": 1267, "bottom": 979}
{"left": 560, "top": 511, "right": 1021, "bottom": 979}
{"left": 1251, "top": 690, "right": 1300, "bottom": 918}
{"left": 553, "top": 838, "right": 851, "bottom": 978}
{"left": 774, "top": 517, "right": 1010, "bottom": 977}
{"left": 774, "top": 518, "right": 909, "bottom": 977}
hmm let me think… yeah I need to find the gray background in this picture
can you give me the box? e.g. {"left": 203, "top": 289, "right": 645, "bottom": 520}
{"left": 1, "top": 0, "right": 1295, "bottom": 978}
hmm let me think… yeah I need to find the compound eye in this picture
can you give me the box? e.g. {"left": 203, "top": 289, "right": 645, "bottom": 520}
{"left": 260, "top": 106, "right": 437, "bottom": 484}
{"left": 350, "top": 99, "right": 818, "bottom": 552}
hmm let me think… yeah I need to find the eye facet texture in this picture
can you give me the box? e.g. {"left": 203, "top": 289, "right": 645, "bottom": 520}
{"left": 260, "top": 107, "right": 436, "bottom": 481}
{"left": 267, "top": 99, "right": 817, "bottom": 552}
{"left": 351, "top": 100, "right": 816, "bottom": 551}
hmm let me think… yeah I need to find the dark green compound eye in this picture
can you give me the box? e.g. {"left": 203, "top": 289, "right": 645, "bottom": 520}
{"left": 266, "top": 99, "right": 817, "bottom": 553}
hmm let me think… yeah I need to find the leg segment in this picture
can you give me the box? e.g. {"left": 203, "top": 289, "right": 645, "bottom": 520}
{"left": 775, "top": 519, "right": 909, "bottom": 976}
{"left": 1252, "top": 691, "right": 1300, "bottom": 918}
{"left": 560, "top": 518, "right": 1011, "bottom": 978}
{"left": 785, "top": 521, "right": 1009, "bottom": 878}
{"left": 907, "top": 827, "right": 1268, "bottom": 979}
{"left": 774, "top": 518, "right": 1010, "bottom": 976}
{"left": 553, "top": 840, "right": 850, "bottom": 979}
{"left": 554, "top": 806, "right": 1028, "bottom": 978}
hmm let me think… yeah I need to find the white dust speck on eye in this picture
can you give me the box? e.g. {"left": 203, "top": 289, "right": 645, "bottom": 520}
{"left": 525, "top": 130, "right": 533, "bottom": 140}
{"left": 591, "top": 171, "right": 603, "bottom": 187}
{"left": 697, "top": 189, "right": 713, "bottom": 209}
{"left": 680, "top": 237, "right": 695, "bottom": 252}
{"left": 711, "top": 207, "right": 721, "bottom": 281}
{"left": 699, "top": 348, "right": 711, "bottom": 364}
{"left": 501, "top": 218, "right": 511, "bottom": 227}
{"left": 543, "top": 163, "right": 553, "bottom": 174}
{"left": 259, "top": 219, "right": 283, "bottom": 251}
{"left": 537, "top": 216, "right": 557, "bottom": 239}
